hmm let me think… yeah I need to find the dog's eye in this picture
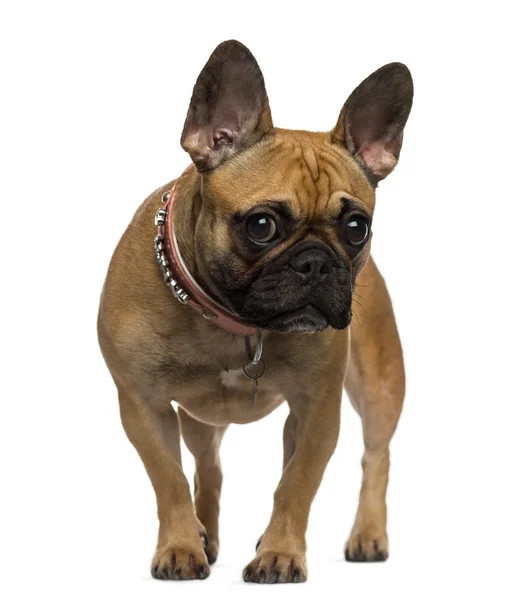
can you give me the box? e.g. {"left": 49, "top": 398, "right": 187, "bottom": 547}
{"left": 345, "top": 216, "right": 369, "bottom": 246}
{"left": 246, "top": 213, "right": 277, "bottom": 243}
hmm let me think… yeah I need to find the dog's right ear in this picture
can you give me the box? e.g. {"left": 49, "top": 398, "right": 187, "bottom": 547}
{"left": 181, "top": 40, "right": 273, "bottom": 172}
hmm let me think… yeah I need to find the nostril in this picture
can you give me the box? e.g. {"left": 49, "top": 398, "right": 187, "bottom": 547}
{"left": 298, "top": 261, "right": 312, "bottom": 274}
{"left": 320, "top": 262, "right": 332, "bottom": 275}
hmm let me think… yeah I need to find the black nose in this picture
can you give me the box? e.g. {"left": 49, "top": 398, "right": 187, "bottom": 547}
{"left": 291, "top": 248, "right": 333, "bottom": 281}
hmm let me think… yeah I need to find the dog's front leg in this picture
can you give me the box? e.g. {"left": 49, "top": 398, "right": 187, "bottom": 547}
{"left": 242, "top": 380, "right": 342, "bottom": 583}
{"left": 118, "top": 388, "right": 209, "bottom": 580}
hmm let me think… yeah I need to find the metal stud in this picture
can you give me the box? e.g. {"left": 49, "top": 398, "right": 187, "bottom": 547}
{"left": 154, "top": 208, "right": 167, "bottom": 226}
{"left": 162, "top": 191, "right": 171, "bottom": 203}
{"left": 175, "top": 289, "right": 189, "bottom": 304}
{"left": 154, "top": 209, "right": 190, "bottom": 305}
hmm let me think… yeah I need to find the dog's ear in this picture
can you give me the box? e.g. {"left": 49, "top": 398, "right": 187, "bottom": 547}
{"left": 181, "top": 40, "right": 273, "bottom": 171}
{"left": 332, "top": 63, "right": 413, "bottom": 184}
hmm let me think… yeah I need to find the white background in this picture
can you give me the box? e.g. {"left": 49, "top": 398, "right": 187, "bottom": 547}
{"left": 1, "top": 1, "right": 528, "bottom": 598}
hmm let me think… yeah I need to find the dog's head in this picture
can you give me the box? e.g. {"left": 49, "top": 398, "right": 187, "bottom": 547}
{"left": 180, "top": 41, "right": 413, "bottom": 333}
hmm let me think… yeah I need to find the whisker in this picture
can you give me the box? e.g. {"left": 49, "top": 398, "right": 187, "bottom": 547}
{"left": 352, "top": 296, "right": 366, "bottom": 315}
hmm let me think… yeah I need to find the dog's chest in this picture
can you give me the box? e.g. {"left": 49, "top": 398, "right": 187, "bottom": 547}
{"left": 171, "top": 357, "right": 288, "bottom": 426}
{"left": 219, "top": 367, "right": 246, "bottom": 388}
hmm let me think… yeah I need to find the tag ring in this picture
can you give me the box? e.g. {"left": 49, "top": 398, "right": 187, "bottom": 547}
{"left": 245, "top": 329, "right": 263, "bottom": 364}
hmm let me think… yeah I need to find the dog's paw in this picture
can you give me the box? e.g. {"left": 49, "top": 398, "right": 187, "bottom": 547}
{"left": 204, "top": 538, "right": 219, "bottom": 566}
{"left": 151, "top": 544, "right": 210, "bottom": 581}
{"left": 345, "top": 526, "right": 388, "bottom": 562}
{"left": 243, "top": 552, "right": 307, "bottom": 584}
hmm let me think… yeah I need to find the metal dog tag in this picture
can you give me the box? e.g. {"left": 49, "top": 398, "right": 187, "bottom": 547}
{"left": 243, "top": 360, "right": 265, "bottom": 380}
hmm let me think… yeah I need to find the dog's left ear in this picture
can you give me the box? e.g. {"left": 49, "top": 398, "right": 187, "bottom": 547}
{"left": 332, "top": 63, "right": 413, "bottom": 183}
{"left": 181, "top": 40, "right": 273, "bottom": 171}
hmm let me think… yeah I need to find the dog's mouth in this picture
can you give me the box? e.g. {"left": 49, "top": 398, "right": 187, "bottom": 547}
{"left": 250, "top": 304, "right": 330, "bottom": 333}
{"left": 207, "top": 241, "right": 354, "bottom": 333}
{"left": 218, "top": 276, "right": 353, "bottom": 333}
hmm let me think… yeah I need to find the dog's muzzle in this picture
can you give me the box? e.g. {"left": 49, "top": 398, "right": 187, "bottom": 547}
{"left": 235, "top": 241, "right": 353, "bottom": 333}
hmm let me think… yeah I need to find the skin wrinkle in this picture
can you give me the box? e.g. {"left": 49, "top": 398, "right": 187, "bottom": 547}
{"left": 280, "top": 137, "right": 343, "bottom": 222}
{"left": 302, "top": 144, "right": 320, "bottom": 183}
{"left": 210, "top": 130, "right": 374, "bottom": 225}
{"left": 288, "top": 138, "right": 364, "bottom": 223}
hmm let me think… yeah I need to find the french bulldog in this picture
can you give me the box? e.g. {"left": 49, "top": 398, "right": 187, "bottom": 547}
{"left": 98, "top": 39, "right": 413, "bottom": 583}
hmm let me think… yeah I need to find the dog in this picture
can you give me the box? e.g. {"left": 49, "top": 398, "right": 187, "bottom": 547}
{"left": 97, "top": 39, "right": 413, "bottom": 583}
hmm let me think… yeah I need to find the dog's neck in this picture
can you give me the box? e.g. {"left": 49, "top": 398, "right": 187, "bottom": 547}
{"left": 163, "top": 167, "right": 257, "bottom": 338}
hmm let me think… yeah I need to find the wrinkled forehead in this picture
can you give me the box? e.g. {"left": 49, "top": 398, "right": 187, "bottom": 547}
{"left": 202, "top": 130, "right": 376, "bottom": 217}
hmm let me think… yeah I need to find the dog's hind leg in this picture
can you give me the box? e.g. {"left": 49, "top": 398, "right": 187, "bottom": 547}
{"left": 179, "top": 407, "right": 227, "bottom": 565}
{"left": 344, "top": 258, "right": 405, "bottom": 562}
